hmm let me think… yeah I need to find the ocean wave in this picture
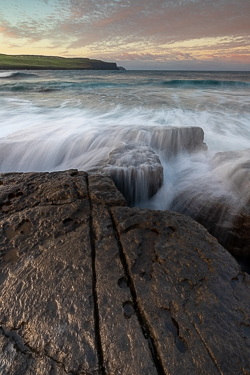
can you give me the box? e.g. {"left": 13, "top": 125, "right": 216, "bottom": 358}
{"left": 161, "top": 79, "right": 250, "bottom": 88}
{"left": 1, "top": 76, "right": 249, "bottom": 91}
{"left": 0, "top": 84, "right": 60, "bottom": 93}
{"left": 62, "top": 81, "right": 134, "bottom": 89}
{"left": 0, "top": 71, "right": 38, "bottom": 79}
{"left": 0, "top": 80, "right": 132, "bottom": 93}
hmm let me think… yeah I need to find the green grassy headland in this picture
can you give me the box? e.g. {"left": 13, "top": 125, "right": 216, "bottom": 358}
{"left": 0, "top": 53, "right": 119, "bottom": 70}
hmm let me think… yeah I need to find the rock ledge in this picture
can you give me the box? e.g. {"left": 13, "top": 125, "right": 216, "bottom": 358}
{"left": 0, "top": 170, "right": 249, "bottom": 375}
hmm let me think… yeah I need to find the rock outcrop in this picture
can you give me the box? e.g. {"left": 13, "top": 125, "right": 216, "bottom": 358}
{"left": 90, "top": 61, "right": 118, "bottom": 70}
{"left": 124, "top": 126, "right": 208, "bottom": 157}
{"left": 102, "top": 143, "right": 163, "bottom": 205}
{"left": 97, "top": 126, "right": 207, "bottom": 205}
{"left": 0, "top": 171, "right": 249, "bottom": 374}
{"left": 172, "top": 149, "right": 250, "bottom": 258}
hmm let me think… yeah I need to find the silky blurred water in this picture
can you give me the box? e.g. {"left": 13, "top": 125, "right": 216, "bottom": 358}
{"left": 0, "top": 69, "right": 250, "bottom": 210}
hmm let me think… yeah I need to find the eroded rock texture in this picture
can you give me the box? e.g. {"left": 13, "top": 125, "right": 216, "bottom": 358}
{"left": 102, "top": 143, "right": 163, "bottom": 205}
{"left": 0, "top": 171, "right": 98, "bottom": 374}
{"left": 0, "top": 171, "right": 249, "bottom": 375}
{"left": 111, "top": 207, "right": 250, "bottom": 374}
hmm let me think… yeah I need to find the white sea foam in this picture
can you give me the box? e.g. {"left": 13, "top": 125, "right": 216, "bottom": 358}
{"left": 0, "top": 72, "right": 17, "bottom": 78}
{"left": 0, "top": 70, "right": 250, "bottom": 211}
{"left": 0, "top": 71, "right": 38, "bottom": 79}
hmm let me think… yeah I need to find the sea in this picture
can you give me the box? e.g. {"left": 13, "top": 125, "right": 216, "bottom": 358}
{"left": 0, "top": 69, "right": 250, "bottom": 212}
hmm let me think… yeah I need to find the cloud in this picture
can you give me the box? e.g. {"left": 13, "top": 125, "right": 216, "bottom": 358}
{"left": 0, "top": 0, "right": 249, "bottom": 68}
{"left": 118, "top": 51, "right": 196, "bottom": 62}
{"left": 0, "top": 21, "right": 21, "bottom": 39}
{"left": 53, "top": 0, "right": 250, "bottom": 62}
{"left": 61, "top": 0, "right": 250, "bottom": 40}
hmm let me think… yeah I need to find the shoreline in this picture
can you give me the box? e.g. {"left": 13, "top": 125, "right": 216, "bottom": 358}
{"left": 0, "top": 53, "right": 120, "bottom": 71}
{"left": 0, "top": 67, "right": 119, "bottom": 70}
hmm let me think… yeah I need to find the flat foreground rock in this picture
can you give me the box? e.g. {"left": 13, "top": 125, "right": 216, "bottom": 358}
{"left": 0, "top": 171, "right": 249, "bottom": 374}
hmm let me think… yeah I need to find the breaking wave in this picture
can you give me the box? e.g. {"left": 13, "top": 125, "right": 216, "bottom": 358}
{"left": 161, "top": 79, "right": 250, "bottom": 88}
{"left": 0, "top": 71, "right": 38, "bottom": 79}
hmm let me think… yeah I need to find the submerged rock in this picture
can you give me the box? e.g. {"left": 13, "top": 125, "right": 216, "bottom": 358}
{"left": 172, "top": 149, "right": 250, "bottom": 258}
{"left": 172, "top": 187, "right": 250, "bottom": 258}
{"left": 102, "top": 143, "right": 163, "bottom": 205}
{"left": 97, "top": 127, "right": 207, "bottom": 205}
{"left": 0, "top": 171, "right": 249, "bottom": 374}
{"left": 212, "top": 149, "right": 250, "bottom": 204}
{"left": 0, "top": 125, "right": 207, "bottom": 174}
{"left": 125, "top": 126, "right": 208, "bottom": 157}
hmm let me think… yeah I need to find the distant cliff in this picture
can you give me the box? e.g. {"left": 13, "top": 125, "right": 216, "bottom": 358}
{"left": 0, "top": 54, "right": 119, "bottom": 70}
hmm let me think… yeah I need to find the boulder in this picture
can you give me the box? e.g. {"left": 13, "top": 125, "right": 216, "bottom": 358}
{"left": 102, "top": 143, "right": 163, "bottom": 205}
{"left": 0, "top": 171, "right": 249, "bottom": 374}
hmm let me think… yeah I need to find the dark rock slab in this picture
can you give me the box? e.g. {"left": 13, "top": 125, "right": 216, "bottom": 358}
{"left": 111, "top": 206, "right": 250, "bottom": 375}
{"left": 0, "top": 169, "right": 88, "bottom": 216}
{"left": 0, "top": 330, "right": 67, "bottom": 375}
{"left": 0, "top": 170, "right": 250, "bottom": 374}
{"left": 102, "top": 143, "right": 163, "bottom": 205}
{"left": 0, "top": 171, "right": 99, "bottom": 374}
{"left": 87, "top": 175, "right": 157, "bottom": 373}
{"left": 88, "top": 174, "right": 127, "bottom": 207}
{"left": 92, "top": 205, "right": 157, "bottom": 374}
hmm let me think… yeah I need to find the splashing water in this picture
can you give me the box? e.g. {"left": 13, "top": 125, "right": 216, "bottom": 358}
{"left": 0, "top": 70, "right": 250, "bottom": 210}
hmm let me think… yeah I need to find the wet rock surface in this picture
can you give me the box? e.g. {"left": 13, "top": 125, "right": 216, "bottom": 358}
{"left": 111, "top": 207, "right": 250, "bottom": 374}
{"left": 102, "top": 143, "right": 163, "bottom": 205}
{"left": 172, "top": 149, "right": 250, "bottom": 258}
{"left": 173, "top": 187, "right": 250, "bottom": 258}
{"left": 125, "top": 126, "right": 208, "bottom": 157}
{"left": 98, "top": 126, "right": 207, "bottom": 206}
{"left": 0, "top": 170, "right": 250, "bottom": 374}
{"left": 212, "top": 149, "right": 250, "bottom": 204}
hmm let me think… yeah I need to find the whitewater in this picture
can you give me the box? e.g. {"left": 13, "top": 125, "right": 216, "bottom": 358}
{"left": 0, "top": 69, "right": 250, "bottom": 212}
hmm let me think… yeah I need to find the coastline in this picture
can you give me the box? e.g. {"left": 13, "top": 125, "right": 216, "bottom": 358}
{"left": 0, "top": 66, "right": 119, "bottom": 70}
{"left": 0, "top": 53, "right": 120, "bottom": 70}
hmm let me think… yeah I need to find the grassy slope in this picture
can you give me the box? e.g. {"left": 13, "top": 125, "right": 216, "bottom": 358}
{"left": 0, "top": 54, "right": 116, "bottom": 70}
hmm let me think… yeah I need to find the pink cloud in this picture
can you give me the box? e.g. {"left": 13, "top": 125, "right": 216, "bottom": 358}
{"left": 0, "top": 0, "right": 249, "bottom": 68}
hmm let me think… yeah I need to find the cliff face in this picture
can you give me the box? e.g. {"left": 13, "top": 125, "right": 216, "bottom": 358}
{"left": 0, "top": 170, "right": 249, "bottom": 374}
{"left": 90, "top": 60, "right": 118, "bottom": 70}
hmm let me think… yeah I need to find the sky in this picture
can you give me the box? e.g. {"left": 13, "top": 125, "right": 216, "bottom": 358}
{"left": 0, "top": 0, "right": 250, "bottom": 70}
